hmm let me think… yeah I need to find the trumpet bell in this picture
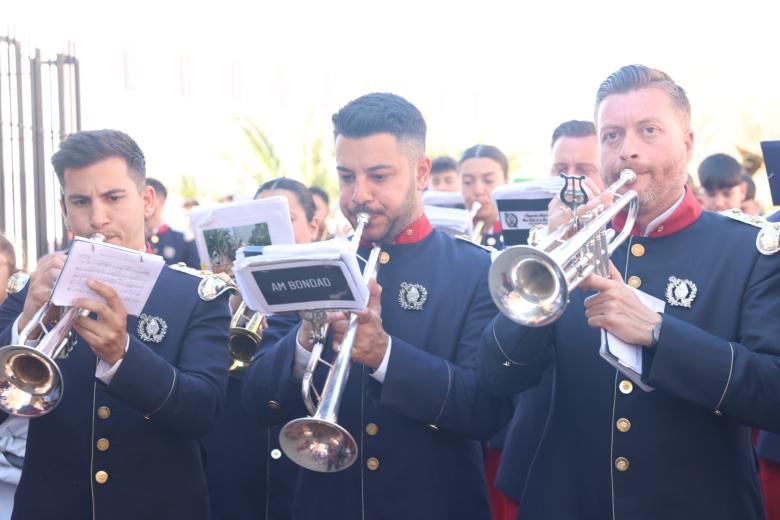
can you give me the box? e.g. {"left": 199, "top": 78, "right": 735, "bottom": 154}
{"left": 0, "top": 345, "right": 63, "bottom": 417}
{"left": 488, "top": 246, "right": 568, "bottom": 327}
{"left": 279, "top": 417, "right": 358, "bottom": 473}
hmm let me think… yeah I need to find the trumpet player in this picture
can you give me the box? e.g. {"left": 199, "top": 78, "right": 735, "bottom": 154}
{"left": 479, "top": 65, "right": 780, "bottom": 520}
{"left": 459, "top": 144, "right": 509, "bottom": 249}
{"left": 203, "top": 177, "right": 320, "bottom": 520}
{"left": 242, "top": 93, "right": 513, "bottom": 520}
{"left": 0, "top": 130, "right": 231, "bottom": 520}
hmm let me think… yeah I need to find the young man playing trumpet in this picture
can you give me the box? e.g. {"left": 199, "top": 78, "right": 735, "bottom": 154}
{"left": 243, "top": 93, "right": 512, "bottom": 519}
{"left": 0, "top": 130, "right": 231, "bottom": 520}
{"left": 479, "top": 65, "right": 780, "bottom": 520}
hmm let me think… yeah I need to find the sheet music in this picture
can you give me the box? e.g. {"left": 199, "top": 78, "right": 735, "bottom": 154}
{"left": 599, "top": 287, "right": 665, "bottom": 391}
{"left": 51, "top": 237, "right": 165, "bottom": 316}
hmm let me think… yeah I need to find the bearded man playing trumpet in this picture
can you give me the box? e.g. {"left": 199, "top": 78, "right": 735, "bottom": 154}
{"left": 479, "top": 65, "right": 780, "bottom": 520}
{"left": 0, "top": 130, "right": 231, "bottom": 520}
{"left": 242, "top": 93, "right": 513, "bottom": 520}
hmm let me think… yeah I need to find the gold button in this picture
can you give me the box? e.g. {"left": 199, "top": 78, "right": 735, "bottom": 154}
{"left": 405, "top": 229, "right": 413, "bottom": 236}
{"left": 619, "top": 380, "right": 633, "bottom": 394}
{"left": 151, "top": 235, "right": 160, "bottom": 244}
{"left": 487, "top": 237, "right": 496, "bottom": 246}
{"left": 627, "top": 276, "right": 642, "bottom": 289}
{"left": 428, "top": 424, "right": 440, "bottom": 432}
{"left": 366, "top": 457, "right": 380, "bottom": 471}
{"left": 267, "top": 401, "right": 280, "bottom": 411}
{"left": 630, "top": 243, "right": 645, "bottom": 257}
{"left": 270, "top": 449, "right": 282, "bottom": 460}
{"left": 614, "top": 457, "right": 630, "bottom": 472}
{"left": 616, "top": 418, "right": 631, "bottom": 433}
{"left": 365, "top": 423, "right": 379, "bottom": 436}
{"left": 97, "top": 406, "right": 111, "bottom": 419}
{"left": 95, "top": 470, "right": 109, "bottom": 484}
{"left": 379, "top": 251, "right": 390, "bottom": 265}
{"left": 96, "top": 438, "right": 110, "bottom": 452}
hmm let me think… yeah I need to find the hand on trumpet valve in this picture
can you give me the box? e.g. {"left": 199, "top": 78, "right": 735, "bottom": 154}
{"left": 580, "top": 261, "right": 662, "bottom": 347}
{"left": 296, "top": 310, "right": 339, "bottom": 352}
{"left": 19, "top": 253, "right": 67, "bottom": 333}
{"left": 548, "top": 177, "right": 613, "bottom": 236}
{"left": 72, "top": 279, "right": 129, "bottom": 366}
{"left": 331, "top": 279, "right": 389, "bottom": 370}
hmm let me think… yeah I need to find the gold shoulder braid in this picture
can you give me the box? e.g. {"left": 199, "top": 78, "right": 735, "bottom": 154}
{"left": 168, "top": 262, "right": 237, "bottom": 301}
{"left": 721, "top": 209, "right": 780, "bottom": 255}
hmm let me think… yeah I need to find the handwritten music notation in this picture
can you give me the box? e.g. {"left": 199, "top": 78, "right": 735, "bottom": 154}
{"left": 51, "top": 238, "right": 165, "bottom": 316}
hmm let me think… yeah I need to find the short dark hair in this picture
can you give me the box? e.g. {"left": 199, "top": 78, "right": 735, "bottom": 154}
{"left": 146, "top": 178, "right": 167, "bottom": 199}
{"left": 551, "top": 120, "right": 596, "bottom": 147}
{"left": 430, "top": 156, "right": 457, "bottom": 175}
{"left": 742, "top": 173, "right": 756, "bottom": 200}
{"left": 51, "top": 129, "right": 146, "bottom": 188}
{"left": 698, "top": 153, "right": 743, "bottom": 190}
{"left": 332, "top": 93, "right": 426, "bottom": 156}
{"left": 254, "top": 177, "right": 316, "bottom": 223}
{"left": 459, "top": 145, "right": 509, "bottom": 179}
{"left": 595, "top": 65, "right": 691, "bottom": 125}
{"left": 309, "top": 185, "right": 329, "bottom": 205}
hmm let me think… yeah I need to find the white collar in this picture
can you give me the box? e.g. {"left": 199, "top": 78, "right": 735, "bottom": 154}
{"left": 641, "top": 189, "right": 686, "bottom": 237}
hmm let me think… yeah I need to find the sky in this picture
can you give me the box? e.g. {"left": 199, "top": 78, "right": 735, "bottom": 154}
{"left": 5, "top": 0, "right": 780, "bottom": 223}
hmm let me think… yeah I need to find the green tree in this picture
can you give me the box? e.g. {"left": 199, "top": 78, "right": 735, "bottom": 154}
{"left": 240, "top": 118, "right": 284, "bottom": 184}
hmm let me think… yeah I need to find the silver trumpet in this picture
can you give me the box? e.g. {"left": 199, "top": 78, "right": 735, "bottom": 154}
{"left": 279, "top": 212, "right": 381, "bottom": 473}
{"left": 0, "top": 233, "right": 106, "bottom": 417}
{"left": 488, "top": 169, "right": 638, "bottom": 327}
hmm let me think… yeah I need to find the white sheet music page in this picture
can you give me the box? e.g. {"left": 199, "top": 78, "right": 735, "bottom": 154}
{"left": 51, "top": 237, "right": 165, "bottom": 316}
{"left": 602, "top": 287, "right": 666, "bottom": 374}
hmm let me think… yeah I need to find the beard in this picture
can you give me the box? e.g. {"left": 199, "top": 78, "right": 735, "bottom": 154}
{"left": 344, "top": 178, "right": 420, "bottom": 244}
{"left": 602, "top": 151, "right": 688, "bottom": 217}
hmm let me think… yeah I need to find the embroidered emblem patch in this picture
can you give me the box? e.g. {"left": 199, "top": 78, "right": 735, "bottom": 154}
{"left": 398, "top": 282, "right": 428, "bottom": 311}
{"left": 757, "top": 223, "right": 780, "bottom": 256}
{"left": 6, "top": 272, "right": 30, "bottom": 294}
{"left": 137, "top": 314, "right": 168, "bottom": 343}
{"left": 665, "top": 276, "right": 697, "bottom": 308}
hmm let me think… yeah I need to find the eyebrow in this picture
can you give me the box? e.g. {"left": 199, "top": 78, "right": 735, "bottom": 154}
{"left": 336, "top": 164, "right": 396, "bottom": 174}
{"left": 461, "top": 171, "right": 498, "bottom": 177}
{"left": 67, "top": 188, "right": 128, "bottom": 201}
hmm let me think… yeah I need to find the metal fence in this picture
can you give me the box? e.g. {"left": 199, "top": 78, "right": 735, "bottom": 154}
{"left": 0, "top": 35, "right": 81, "bottom": 269}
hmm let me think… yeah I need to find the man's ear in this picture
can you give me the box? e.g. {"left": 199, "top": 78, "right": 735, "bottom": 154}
{"left": 416, "top": 156, "right": 431, "bottom": 192}
{"left": 60, "top": 196, "right": 71, "bottom": 229}
{"left": 142, "top": 185, "right": 156, "bottom": 219}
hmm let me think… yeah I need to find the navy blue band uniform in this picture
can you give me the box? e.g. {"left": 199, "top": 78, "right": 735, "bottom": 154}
{"left": 149, "top": 224, "right": 200, "bottom": 269}
{"left": 0, "top": 266, "right": 231, "bottom": 520}
{"left": 479, "top": 189, "right": 780, "bottom": 520}
{"left": 242, "top": 216, "right": 513, "bottom": 520}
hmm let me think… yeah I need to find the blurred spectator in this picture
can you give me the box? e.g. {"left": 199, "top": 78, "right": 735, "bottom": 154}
{"left": 309, "top": 185, "right": 332, "bottom": 241}
{"left": 698, "top": 153, "right": 747, "bottom": 212}
{"left": 428, "top": 156, "right": 460, "bottom": 192}
{"left": 549, "top": 120, "right": 603, "bottom": 189}
{"left": 146, "top": 178, "right": 200, "bottom": 268}
{"left": 218, "top": 194, "right": 235, "bottom": 203}
{"left": 0, "top": 235, "right": 26, "bottom": 520}
{"left": 740, "top": 173, "right": 763, "bottom": 215}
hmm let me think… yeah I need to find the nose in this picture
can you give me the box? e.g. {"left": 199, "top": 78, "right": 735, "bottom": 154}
{"left": 619, "top": 132, "right": 640, "bottom": 162}
{"left": 90, "top": 201, "right": 110, "bottom": 229}
{"left": 350, "top": 174, "right": 373, "bottom": 206}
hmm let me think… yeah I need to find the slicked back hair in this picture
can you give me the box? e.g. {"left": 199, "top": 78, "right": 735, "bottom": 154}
{"left": 332, "top": 93, "right": 426, "bottom": 160}
{"left": 551, "top": 120, "right": 596, "bottom": 148}
{"left": 459, "top": 145, "right": 509, "bottom": 180}
{"left": 595, "top": 65, "right": 691, "bottom": 126}
{"left": 51, "top": 129, "right": 146, "bottom": 189}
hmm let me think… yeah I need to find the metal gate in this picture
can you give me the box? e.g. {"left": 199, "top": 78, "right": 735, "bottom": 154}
{"left": 0, "top": 35, "right": 81, "bottom": 269}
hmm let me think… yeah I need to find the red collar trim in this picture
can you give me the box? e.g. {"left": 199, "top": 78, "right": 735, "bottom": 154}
{"left": 492, "top": 220, "right": 502, "bottom": 234}
{"left": 612, "top": 186, "right": 703, "bottom": 238}
{"left": 145, "top": 242, "right": 154, "bottom": 254}
{"left": 359, "top": 214, "right": 433, "bottom": 247}
{"left": 155, "top": 223, "right": 170, "bottom": 235}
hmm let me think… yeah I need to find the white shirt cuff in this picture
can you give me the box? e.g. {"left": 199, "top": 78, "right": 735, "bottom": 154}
{"left": 294, "top": 333, "right": 313, "bottom": 380}
{"left": 369, "top": 336, "right": 392, "bottom": 384}
{"left": 95, "top": 335, "right": 130, "bottom": 385}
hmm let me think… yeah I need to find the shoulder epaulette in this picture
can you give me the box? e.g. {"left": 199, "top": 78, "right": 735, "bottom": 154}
{"left": 721, "top": 208, "right": 765, "bottom": 228}
{"left": 168, "top": 263, "right": 237, "bottom": 301}
{"left": 6, "top": 272, "right": 29, "bottom": 294}
{"left": 455, "top": 235, "right": 495, "bottom": 253}
{"left": 168, "top": 262, "right": 203, "bottom": 277}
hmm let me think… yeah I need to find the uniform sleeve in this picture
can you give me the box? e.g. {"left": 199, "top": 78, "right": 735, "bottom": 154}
{"left": 378, "top": 265, "right": 515, "bottom": 441}
{"left": 642, "top": 251, "right": 780, "bottom": 432}
{"left": 106, "top": 293, "right": 231, "bottom": 439}
{"left": 241, "top": 315, "right": 309, "bottom": 426}
{"left": 477, "top": 313, "right": 554, "bottom": 399}
{"left": 184, "top": 239, "right": 201, "bottom": 270}
{"left": 0, "top": 289, "right": 26, "bottom": 345}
